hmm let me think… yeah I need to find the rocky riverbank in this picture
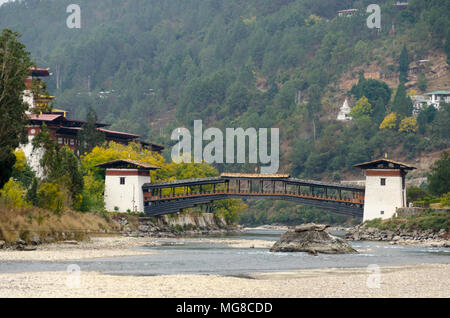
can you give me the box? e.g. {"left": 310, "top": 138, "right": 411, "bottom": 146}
{"left": 0, "top": 212, "right": 243, "bottom": 251}
{"left": 345, "top": 224, "right": 450, "bottom": 247}
{"left": 117, "top": 213, "right": 243, "bottom": 238}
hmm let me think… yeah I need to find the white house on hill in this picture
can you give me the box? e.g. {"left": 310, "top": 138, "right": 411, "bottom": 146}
{"left": 412, "top": 90, "right": 450, "bottom": 115}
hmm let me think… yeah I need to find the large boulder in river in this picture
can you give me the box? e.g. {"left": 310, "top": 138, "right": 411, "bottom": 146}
{"left": 270, "top": 223, "right": 357, "bottom": 255}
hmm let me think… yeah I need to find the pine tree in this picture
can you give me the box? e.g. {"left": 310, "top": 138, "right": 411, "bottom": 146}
{"left": 0, "top": 30, "right": 33, "bottom": 190}
{"left": 399, "top": 45, "right": 409, "bottom": 82}
{"left": 373, "top": 97, "right": 386, "bottom": 125}
{"left": 78, "top": 107, "right": 105, "bottom": 155}
{"left": 428, "top": 151, "right": 450, "bottom": 196}
{"left": 392, "top": 82, "right": 413, "bottom": 118}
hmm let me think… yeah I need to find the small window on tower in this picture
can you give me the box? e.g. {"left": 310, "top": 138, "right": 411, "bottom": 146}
{"left": 380, "top": 178, "right": 386, "bottom": 186}
{"left": 120, "top": 177, "right": 126, "bottom": 185}
{"left": 380, "top": 211, "right": 384, "bottom": 215}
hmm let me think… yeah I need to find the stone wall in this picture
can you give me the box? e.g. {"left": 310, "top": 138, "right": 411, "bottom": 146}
{"left": 117, "top": 212, "right": 241, "bottom": 238}
{"left": 396, "top": 207, "right": 450, "bottom": 217}
{"left": 155, "top": 212, "right": 228, "bottom": 229}
{"left": 396, "top": 207, "right": 426, "bottom": 217}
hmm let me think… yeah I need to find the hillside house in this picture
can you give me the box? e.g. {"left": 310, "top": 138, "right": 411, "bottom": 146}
{"left": 337, "top": 9, "right": 358, "bottom": 17}
{"left": 411, "top": 90, "right": 450, "bottom": 115}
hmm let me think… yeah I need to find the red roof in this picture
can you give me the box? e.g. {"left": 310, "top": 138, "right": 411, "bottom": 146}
{"left": 28, "top": 114, "right": 62, "bottom": 122}
{"left": 29, "top": 67, "right": 51, "bottom": 77}
{"left": 338, "top": 8, "right": 358, "bottom": 13}
{"left": 98, "top": 128, "right": 141, "bottom": 138}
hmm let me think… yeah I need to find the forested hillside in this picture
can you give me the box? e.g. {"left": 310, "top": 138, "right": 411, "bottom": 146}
{"left": 1, "top": 0, "right": 449, "bottom": 181}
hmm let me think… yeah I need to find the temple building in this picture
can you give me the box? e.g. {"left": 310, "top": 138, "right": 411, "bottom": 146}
{"left": 337, "top": 98, "right": 353, "bottom": 121}
{"left": 20, "top": 67, "right": 164, "bottom": 177}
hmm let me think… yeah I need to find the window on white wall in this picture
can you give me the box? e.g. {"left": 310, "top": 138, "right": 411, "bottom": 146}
{"left": 380, "top": 178, "right": 386, "bottom": 186}
{"left": 120, "top": 177, "right": 126, "bottom": 185}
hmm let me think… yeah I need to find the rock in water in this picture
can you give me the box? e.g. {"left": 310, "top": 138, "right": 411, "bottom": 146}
{"left": 270, "top": 223, "right": 357, "bottom": 255}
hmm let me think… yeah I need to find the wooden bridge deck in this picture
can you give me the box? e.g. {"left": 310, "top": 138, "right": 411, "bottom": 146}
{"left": 142, "top": 174, "right": 365, "bottom": 217}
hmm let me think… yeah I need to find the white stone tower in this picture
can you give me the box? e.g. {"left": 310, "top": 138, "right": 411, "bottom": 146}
{"left": 355, "top": 158, "right": 416, "bottom": 221}
{"left": 96, "top": 159, "right": 160, "bottom": 213}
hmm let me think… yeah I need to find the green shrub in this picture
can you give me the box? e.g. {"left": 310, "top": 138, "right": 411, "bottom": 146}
{"left": 363, "top": 211, "right": 449, "bottom": 232}
{"left": 440, "top": 192, "right": 450, "bottom": 208}
{"left": 37, "top": 183, "right": 65, "bottom": 214}
{"left": 364, "top": 218, "right": 382, "bottom": 228}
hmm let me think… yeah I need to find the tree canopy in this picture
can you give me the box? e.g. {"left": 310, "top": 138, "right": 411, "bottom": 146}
{"left": 428, "top": 151, "right": 450, "bottom": 196}
{"left": 0, "top": 29, "right": 32, "bottom": 189}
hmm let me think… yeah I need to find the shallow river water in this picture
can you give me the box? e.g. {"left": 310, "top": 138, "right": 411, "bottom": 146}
{"left": 0, "top": 229, "right": 449, "bottom": 276}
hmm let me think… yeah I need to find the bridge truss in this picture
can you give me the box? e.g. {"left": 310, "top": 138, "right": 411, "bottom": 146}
{"left": 142, "top": 174, "right": 365, "bottom": 218}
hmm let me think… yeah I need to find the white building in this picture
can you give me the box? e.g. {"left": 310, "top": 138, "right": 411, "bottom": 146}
{"left": 355, "top": 158, "right": 416, "bottom": 222}
{"left": 411, "top": 95, "right": 428, "bottom": 116}
{"left": 337, "top": 9, "right": 358, "bottom": 17}
{"left": 337, "top": 98, "right": 353, "bottom": 121}
{"left": 424, "top": 91, "right": 450, "bottom": 110}
{"left": 96, "top": 159, "right": 161, "bottom": 213}
{"left": 412, "top": 90, "right": 450, "bottom": 115}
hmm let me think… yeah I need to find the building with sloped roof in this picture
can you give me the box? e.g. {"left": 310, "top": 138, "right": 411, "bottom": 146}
{"left": 96, "top": 159, "right": 161, "bottom": 212}
{"left": 21, "top": 67, "right": 164, "bottom": 177}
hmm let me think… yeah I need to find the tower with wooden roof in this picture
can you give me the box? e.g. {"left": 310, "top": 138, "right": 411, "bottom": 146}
{"left": 355, "top": 158, "right": 416, "bottom": 221}
{"left": 96, "top": 159, "right": 160, "bottom": 213}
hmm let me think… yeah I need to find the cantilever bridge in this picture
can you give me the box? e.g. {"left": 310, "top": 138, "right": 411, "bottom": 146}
{"left": 143, "top": 173, "right": 365, "bottom": 217}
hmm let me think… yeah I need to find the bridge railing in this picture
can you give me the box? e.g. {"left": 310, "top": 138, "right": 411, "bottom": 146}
{"left": 144, "top": 181, "right": 364, "bottom": 206}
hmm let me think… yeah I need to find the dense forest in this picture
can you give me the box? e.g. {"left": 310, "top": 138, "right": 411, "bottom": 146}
{"left": 1, "top": 0, "right": 448, "bottom": 173}
{"left": 1, "top": 0, "right": 449, "bottom": 225}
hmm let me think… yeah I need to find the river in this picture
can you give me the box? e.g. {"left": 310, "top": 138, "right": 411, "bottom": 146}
{"left": 0, "top": 229, "right": 449, "bottom": 276}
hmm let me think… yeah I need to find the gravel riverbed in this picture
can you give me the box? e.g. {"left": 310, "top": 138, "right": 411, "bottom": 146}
{"left": 0, "top": 264, "right": 448, "bottom": 298}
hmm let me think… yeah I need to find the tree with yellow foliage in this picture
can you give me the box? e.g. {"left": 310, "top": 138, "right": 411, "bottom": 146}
{"left": 81, "top": 141, "right": 165, "bottom": 178}
{"left": 82, "top": 141, "right": 219, "bottom": 182}
{"left": 81, "top": 141, "right": 242, "bottom": 219}
{"left": 12, "top": 150, "right": 35, "bottom": 188}
{"left": 349, "top": 96, "right": 373, "bottom": 120}
{"left": 0, "top": 179, "right": 28, "bottom": 208}
{"left": 399, "top": 116, "right": 418, "bottom": 133}
{"left": 379, "top": 112, "right": 398, "bottom": 130}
